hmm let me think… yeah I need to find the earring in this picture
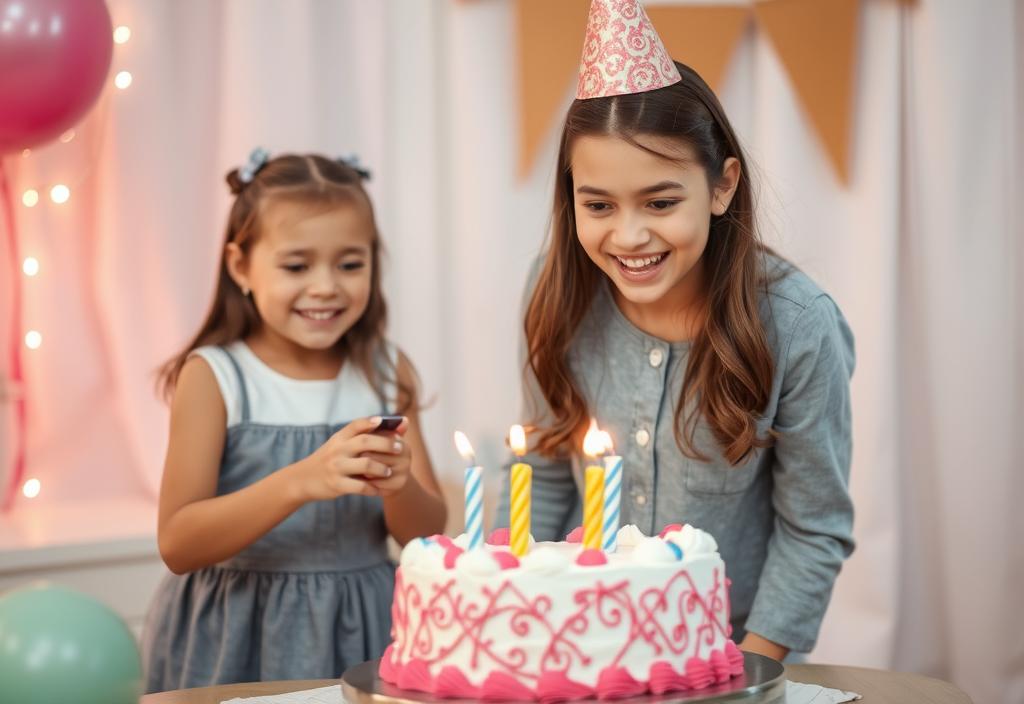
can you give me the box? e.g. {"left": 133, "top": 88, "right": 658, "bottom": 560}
{"left": 241, "top": 285, "right": 250, "bottom": 297}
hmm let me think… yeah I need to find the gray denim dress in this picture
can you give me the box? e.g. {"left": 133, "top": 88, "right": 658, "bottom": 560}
{"left": 143, "top": 345, "right": 395, "bottom": 692}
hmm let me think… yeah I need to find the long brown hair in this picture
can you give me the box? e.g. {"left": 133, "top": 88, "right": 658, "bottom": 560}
{"left": 158, "top": 154, "right": 415, "bottom": 411}
{"left": 526, "top": 63, "right": 774, "bottom": 465}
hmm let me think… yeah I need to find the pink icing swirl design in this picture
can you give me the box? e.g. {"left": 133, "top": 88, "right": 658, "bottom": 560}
{"left": 565, "top": 526, "right": 583, "bottom": 543}
{"left": 384, "top": 564, "right": 738, "bottom": 695}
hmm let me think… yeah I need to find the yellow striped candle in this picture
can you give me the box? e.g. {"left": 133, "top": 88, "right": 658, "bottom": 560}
{"left": 583, "top": 465, "right": 604, "bottom": 550}
{"left": 582, "top": 419, "right": 606, "bottom": 550}
{"left": 509, "top": 425, "right": 532, "bottom": 557}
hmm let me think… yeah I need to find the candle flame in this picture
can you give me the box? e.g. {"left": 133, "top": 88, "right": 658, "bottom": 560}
{"left": 509, "top": 425, "right": 527, "bottom": 456}
{"left": 599, "top": 430, "right": 615, "bottom": 455}
{"left": 454, "top": 431, "right": 476, "bottom": 463}
{"left": 583, "top": 418, "right": 605, "bottom": 458}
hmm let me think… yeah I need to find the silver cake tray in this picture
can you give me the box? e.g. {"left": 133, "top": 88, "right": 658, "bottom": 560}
{"left": 341, "top": 652, "right": 785, "bottom": 704}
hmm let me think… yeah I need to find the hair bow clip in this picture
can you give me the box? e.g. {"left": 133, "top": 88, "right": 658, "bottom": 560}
{"left": 238, "top": 147, "right": 271, "bottom": 184}
{"left": 339, "top": 153, "right": 371, "bottom": 181}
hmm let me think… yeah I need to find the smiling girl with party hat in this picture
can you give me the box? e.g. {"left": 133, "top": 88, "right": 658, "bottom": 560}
{"left": 500, "top": 0, "right": 855, "bottom": 661}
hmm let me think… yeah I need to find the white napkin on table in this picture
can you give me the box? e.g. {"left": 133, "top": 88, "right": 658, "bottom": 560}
{"left": 221, "top": 684, "right": 343, "bottom": 704}
{"left": 786, "top": 680, "right": 862, "bottom": 703}
{"left": 220, "top": 680, "right": 861, "bottom": 703}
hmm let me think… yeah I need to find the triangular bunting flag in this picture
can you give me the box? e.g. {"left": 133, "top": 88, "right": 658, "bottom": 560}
{"left": 754, "top": 0, "right": 861, "bottom": 184}
{"left": 646, "top": 6, "right": 752, "bottom": 94}
{"left": 516, "top": 0, "right": 590, "bottom": 177}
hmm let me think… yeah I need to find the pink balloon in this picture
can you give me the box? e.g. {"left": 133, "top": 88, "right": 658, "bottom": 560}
{"left": 0, "top": 0, "right": 113, "bottom": 154}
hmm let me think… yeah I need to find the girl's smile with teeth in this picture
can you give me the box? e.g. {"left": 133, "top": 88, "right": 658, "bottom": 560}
{"left": 296, "top": 308, "right": 342, "bottom": 321}
{"left": 614, "top": 253, "right": 667, "bottom": 269}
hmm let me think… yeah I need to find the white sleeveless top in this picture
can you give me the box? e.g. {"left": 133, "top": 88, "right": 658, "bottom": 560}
{"left": 193, "top": 341, "right": 397, "bottom": 428}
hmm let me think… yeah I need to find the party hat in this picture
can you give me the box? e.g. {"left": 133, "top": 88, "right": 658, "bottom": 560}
{"left": 576, "top": 0, "right": 682, "bottom": 100}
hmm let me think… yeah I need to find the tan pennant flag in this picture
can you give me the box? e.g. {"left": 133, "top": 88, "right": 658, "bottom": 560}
{"left": 516, "top": 0, "right": 591, "bottom": 177}
{"left": 754, "top": 0, "right": 861, "bottom": 183}
{"left": 646, "top": 5, "right": 752, "bottom": 94}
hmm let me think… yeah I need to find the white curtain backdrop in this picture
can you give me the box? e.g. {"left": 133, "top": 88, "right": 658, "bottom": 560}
{"left": 0, "top": 1, "right": 1019, "bottom": 702}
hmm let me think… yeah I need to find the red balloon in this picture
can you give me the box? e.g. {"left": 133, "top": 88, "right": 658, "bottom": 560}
{"left": 0, "top": 0, "right": 113, "bottom": 154}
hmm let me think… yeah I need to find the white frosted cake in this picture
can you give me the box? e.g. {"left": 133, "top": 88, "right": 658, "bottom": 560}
{"left": 378, "top": 523, "right": 744, "bottom": 701}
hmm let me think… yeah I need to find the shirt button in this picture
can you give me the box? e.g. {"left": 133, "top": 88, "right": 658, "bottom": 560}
{"left": 635, "top": 428, "right": 650, "bottom": 447}
{"left": 635, "top": 495, "right": 647, "bottom": 506}
{"left": 648, "top": 348, "right": 664, "bottom": 367}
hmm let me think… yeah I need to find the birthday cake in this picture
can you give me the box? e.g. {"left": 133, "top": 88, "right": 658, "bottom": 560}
{"left": 378, "top": 523, "right": 744, "bottom": 701}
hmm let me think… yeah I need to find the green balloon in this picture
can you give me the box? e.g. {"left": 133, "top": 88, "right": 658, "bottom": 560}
{"left": 0, "top": 583, "right": 142, "bottom": 704}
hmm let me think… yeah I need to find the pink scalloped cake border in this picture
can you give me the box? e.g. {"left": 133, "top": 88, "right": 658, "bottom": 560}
{"left": 378, "top": 640, "right": 744, "bottom": 700}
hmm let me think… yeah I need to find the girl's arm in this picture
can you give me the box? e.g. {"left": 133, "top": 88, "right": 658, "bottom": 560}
{"left": 158, "top": 356, "right": 391, "bottom": 574}
{"left": 739, "top": 632, "right": 789, "bottom": 661}
{"left": 743, "top": 294, "right": 856, "bottom": 655}
{"left": 373, "top": 352, "right": 448, "bottom": 545}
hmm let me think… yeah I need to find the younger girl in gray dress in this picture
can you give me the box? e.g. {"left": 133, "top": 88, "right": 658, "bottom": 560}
{"left": 143, "top": 151, "right": 446, "bottom": 691}
{"left": 500, "top": 1, "right": 854, "bottom": 665}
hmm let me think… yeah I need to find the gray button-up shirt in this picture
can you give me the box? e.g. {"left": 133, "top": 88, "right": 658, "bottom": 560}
{"left": 497, "top": 256, "right": 855, "bottom": 653}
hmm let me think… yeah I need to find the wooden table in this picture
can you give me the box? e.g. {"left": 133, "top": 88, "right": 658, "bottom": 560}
{"left": 139, "top": 664, "right": 974, "bottom": 704}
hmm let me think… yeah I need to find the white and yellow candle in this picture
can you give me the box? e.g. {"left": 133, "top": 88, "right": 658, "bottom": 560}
{"left": 582, "top": 420, "right": 605, "bottom": 551}
{"left": 454, "top": 431, "right": 484, "bottom": 550}
{"left": 508, "top": 424, "right": 532, "bottom": 557}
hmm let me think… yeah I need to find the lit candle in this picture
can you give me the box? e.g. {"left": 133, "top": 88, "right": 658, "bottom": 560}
{"left": 600, "top": 431, "right": 622, "bottom": 552}
{"left": 508, "top": 424, "right": 532, "bottom": 557}
{"left": 582, "top": 419, "right": 605, "bottom": 551}
{"left": 454, "top": 431, "right": 484, "bottom": 550}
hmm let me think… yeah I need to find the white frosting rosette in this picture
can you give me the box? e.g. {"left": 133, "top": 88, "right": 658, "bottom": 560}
{"left": 633, "top": 536, "right": 682, "bottom": 563}
{"left": 455, "top": 548, "right": 501, "bottom": 576}
{"left": 400, "top": 536, "right": 447, "bottom": 569}
{"left": 615, "top": 524, "right": 646, "bottom": 547}
{"left": 664, "top": 524, "right": 719, "bottom": 557}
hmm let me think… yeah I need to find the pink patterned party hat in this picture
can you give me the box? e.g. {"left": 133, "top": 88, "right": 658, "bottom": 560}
{"left": 576, "top": 0, "right": 682, "bottom": 100}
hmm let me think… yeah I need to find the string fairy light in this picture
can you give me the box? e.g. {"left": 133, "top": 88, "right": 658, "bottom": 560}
{"left": 22, "top": 478, "right": 41, "bottom": 499}
{"left": 1, "top": 20, "right": 134, "bottom": 510}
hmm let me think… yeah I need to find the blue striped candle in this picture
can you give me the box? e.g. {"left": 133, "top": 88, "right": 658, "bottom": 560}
{"left": 601, "top": 432, "right": 622, "bottom": 552}
{"left": 454, "top": 431, "right": 484, "bottom": 550}
{"left": 464, "top": 465, "right": 483, "bottom": 550}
